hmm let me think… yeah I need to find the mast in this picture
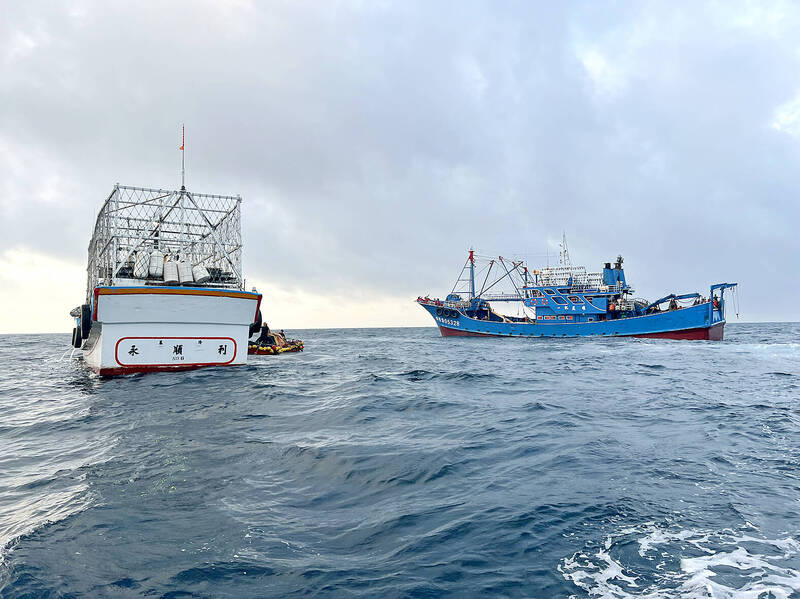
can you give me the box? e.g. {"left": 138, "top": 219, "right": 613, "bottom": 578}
{"left": 559, "top": 231, "right": 571, "bottom": 267}
{"left": 469, "top": 248, "right": 476, "bottom": 299}
{"left": 180, "top": 124, "right": 185, "bottom": 189}
{"left": 179, "top": 125, "right": 186, "bottom": 252}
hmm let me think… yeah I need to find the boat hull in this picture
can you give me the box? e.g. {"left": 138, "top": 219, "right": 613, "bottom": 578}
{"left": 81, "top": 287, "right": 261, "bottom": 376}
{"left": 438, "top": 321, "right": 724, "bottom": 340}
{"left": 421, "top": 301, "right": 726, "bottom": 340}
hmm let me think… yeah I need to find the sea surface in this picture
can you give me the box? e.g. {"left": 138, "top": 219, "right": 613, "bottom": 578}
{"left": 1, "top": 324, "right": 799, "bottom": 598}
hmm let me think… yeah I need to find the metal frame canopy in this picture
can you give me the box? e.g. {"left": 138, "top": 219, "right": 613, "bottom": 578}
{"left": 86, "top": 184, "right": 243, "bottom": 300}
{"left": 449, "top": 252, "right": 618, "bottom": 304}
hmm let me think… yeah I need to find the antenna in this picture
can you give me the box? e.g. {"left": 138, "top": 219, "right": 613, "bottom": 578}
{"left": 180, "top": 124, "right": 185, "bottom": 189}
{"left": 559, "top": 231, "right": 571, "bottom": 267}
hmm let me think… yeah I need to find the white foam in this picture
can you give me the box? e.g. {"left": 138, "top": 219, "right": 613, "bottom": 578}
{"left": 560, "top": 523, "right": 800, "bottom": 599}
{"left": 637, "top": 527, "right": 695, "bottom": 557}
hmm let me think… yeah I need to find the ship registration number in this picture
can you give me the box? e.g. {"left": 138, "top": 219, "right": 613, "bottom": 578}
{"left": 436, "top": 317, "right": 459, "bottom": 327}
{"left": 115, "top": 337, "right": 237, "bottom": 366}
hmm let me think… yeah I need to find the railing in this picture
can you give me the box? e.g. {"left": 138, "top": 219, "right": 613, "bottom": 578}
{"left": 86, "top": 185, "right": 243, "bottom": 300}
{"left": 480, "top": 293, "right": 524, "bottom": 301}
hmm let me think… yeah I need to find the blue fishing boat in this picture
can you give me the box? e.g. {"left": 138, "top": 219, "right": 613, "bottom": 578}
{"left": 418, "top": 242, "right": 737, "bottom": 340}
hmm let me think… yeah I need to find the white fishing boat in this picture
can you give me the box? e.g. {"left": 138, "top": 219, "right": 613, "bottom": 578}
{"left": 70, "top": 162, "right": 263, "bottom": 375}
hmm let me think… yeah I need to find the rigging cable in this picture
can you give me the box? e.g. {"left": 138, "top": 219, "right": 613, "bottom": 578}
{"left": 479, "top": 260, "right": 495, "bottom": 296}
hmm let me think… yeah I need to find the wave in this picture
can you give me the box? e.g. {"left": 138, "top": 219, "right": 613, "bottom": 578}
{"left": 0, "top": 486, "right": 95, "bottom": 567}
{"left": 398, "top": 369, "right": 498, "bottom": 382}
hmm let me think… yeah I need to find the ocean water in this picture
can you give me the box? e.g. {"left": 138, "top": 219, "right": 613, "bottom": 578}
{"left": 1, "top": 324, "right": 799, "bottom": 598}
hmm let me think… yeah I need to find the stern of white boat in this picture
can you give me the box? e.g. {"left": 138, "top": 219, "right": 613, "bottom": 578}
{"left": 85, "top": 287, "right": 261, "bottom": 375}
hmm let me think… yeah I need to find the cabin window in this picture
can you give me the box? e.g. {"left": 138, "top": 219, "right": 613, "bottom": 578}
{"left": 568, "top": 295, "right": 582, "bottom": 304}
{"left": 551, "top": 296, "right": 567, "bottom": 305}
{"left": 530, "top": 289, "right": 544, "bottom": 297}
{"left": 543, "top": 288, "right": 556, "bottom": 295}
{"left": 557, "top": 288, "right": 571, "bottom": 294}
{"left": 585, "top": 297, "right": 605, "bottom": 310}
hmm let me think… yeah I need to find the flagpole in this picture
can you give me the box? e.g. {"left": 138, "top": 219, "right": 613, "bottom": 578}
{"left": 180, "top": 124, "right": 185, "bottom": 189}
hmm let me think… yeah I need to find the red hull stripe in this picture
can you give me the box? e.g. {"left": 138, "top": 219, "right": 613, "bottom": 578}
{"left": 632, "top": 323, "right": 724, "bottom": 341}
{"left": 439, "top": 322, "right": 725, "bottom": 340}
{"left": 94, "top": 363, "right": 244, "bottom": 377}
{"left": 439, "top": 327, "right": 498, "bottom": 337}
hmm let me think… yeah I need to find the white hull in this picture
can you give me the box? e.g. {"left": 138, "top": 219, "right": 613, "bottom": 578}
{"left": 81, "top": 287, "right": 261, "bottom": 376}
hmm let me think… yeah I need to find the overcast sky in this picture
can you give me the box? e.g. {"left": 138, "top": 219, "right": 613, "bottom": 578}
{"left": 1, "top": 0, "right": 798, "bottom": 332}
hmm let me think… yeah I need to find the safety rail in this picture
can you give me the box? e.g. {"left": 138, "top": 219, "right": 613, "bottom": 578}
{"left": 86, "top": 184, "right": 243, "bottom": 301}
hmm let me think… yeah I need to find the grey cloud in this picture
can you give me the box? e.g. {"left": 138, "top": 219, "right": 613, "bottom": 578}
{"left": 1, "top": 1, "right": 798, "bottom": 321}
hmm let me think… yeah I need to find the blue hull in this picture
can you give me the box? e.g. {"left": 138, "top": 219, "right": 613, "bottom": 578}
{"left": 420, "top": 302, "right": 725, "bottom": 340}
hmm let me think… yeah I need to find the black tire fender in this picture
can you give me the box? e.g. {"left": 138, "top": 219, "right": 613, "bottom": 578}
{"left": 72, "top": 327, "right": 82, "bottom": 348}
{"left": 80, "top": 304, "right": 92, "bottom": 340}
{"left": 249, "top": 308, "right": 263, "bottom": 338}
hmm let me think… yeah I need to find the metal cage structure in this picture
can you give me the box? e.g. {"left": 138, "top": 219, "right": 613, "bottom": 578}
{"left": 536, "top": 266, "right": 605, "bottom": 289}
{"left": 86, "top": 184, "right": 243, "bottom": 300}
